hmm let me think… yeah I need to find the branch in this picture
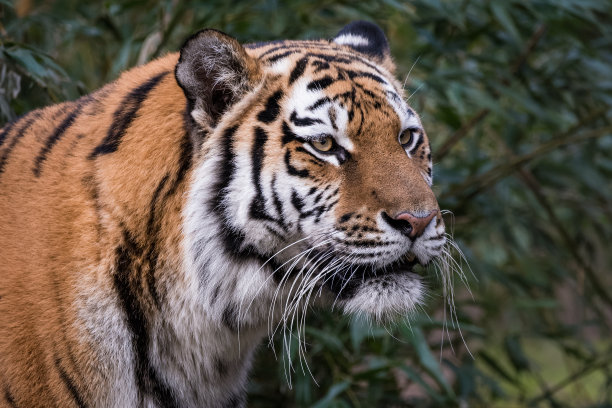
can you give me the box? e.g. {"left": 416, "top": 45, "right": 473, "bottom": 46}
{"left": 440, "top": 123, "right": 612, "bottom": 201}
{"left": 528, "top": 350, "right": 612, "bottom": 406}
{"left": 488, "top": 126, "right": 612, "bottom": 313}
{"left": 436, "top": 24, "right": 547, "bottom": 161}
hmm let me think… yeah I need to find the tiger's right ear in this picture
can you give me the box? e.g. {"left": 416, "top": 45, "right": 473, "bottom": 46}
{"left": 175, "top": 29, "right": 262, "bottom": 129}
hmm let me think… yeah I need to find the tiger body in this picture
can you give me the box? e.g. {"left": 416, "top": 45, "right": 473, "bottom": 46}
{"left": 0, "top": 22, "right": 445, "bottom": 407}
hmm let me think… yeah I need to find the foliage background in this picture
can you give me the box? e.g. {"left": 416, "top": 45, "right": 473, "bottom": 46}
{"left": 2, "top": 0, "right": 611, "bottom": 406}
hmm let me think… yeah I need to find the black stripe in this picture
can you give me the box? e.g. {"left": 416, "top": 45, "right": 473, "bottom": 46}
{"left": 221, "top": 302, "right": 239, "bottom": 331}
{"left": 145, "top": 174, "right": 170, "bottom": 308}
{"left": 313, "top": 189, "right": 324, "bottom": 204}
{"left": 258, "top": 44, "right": 299, "bottom": 57}
{"left": 249, "top": 127, "right": 274, "bottom": 222}
{"left": 289, "top": 57, "right": 308, "bottom": 85}
{"left": 284, "top": 150, "right": 310, "bottom": 178}
{"left": 166, "top": 129, "right": 194, "bottom": 197}
{"left": 307, "top": 76, "right": 334, "bottom": 91}
{"left": 211, "top": 126, "right": 248, "bottom": 253}
{"left": 291, "top": 189, "right": 305, "bottom": 212}
{"left": 258, "top": 43, "right": 337, "bottom": 59}
{"left": 54, "top": 355, "right": 88, "bottom": 408}
{"left": 210, "top": 284, "right": 222, "bottom": 305}
{"left": 244, "top": 39, "right": 286, "bottom": 49}
{"left": 256, "top": 90, "right": 283, "bottom": 124}
{"left": 270, "top": 174, "right": 286, "bottom": 227}
{"left": 266, "top": 50, "right": 297, "bottom": 63}
{"left": 312, "top": 60, "right": 330, "bottom": 73}
{"left": 0, "top": 116, "right": 19, "bottom": 149}
{"left": 89, "top": 71, "right": 168, "bottom": 158}
{"left": 222, "top": 392, "right": 245, "bottom": 408}
{"left": 410, "top": 134, "right": 424, "bottom": 155}
{"left": 4, "top": 386, "right": 18, "bottom": 408}
{"left": 306, "top": 53, "right": 352, "bottom": 65}
{"left": 113, "top": 229, "right": 179, "bottom": 408}
{"left": 0, "top": 111, "right": 41, "bottom": 176}
{"left": 347, "top": 70, "right": 385, "bottom": 84}
{"left": 289, "top": 111, "right": 323, "bottom": 127}
{"left": 33, "top": 99, "right": 90, "bottom": 177}
{"left": 307, "top": 51, "right": 386, "bottom": 76}
{"left": 307, "top": 97, "right": 332, "bottom": 111}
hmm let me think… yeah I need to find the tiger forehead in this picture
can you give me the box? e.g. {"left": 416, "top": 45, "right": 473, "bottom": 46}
{"left": 246, "top": 41, "right": 416, "bottom": 149}
{"left": 246, "top": 39, "right": 398, "bottom": 95}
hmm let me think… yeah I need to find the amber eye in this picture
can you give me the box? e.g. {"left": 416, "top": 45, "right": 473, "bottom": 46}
{"left": 399, "top": 128, "right": 417, "bottom": 147}
{"left": 311, "top": 136, "right": 334, "bottom": 152}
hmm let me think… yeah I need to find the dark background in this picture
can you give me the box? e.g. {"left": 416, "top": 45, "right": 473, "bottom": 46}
{"left": 1, "top": 0, "right": 611, "bottom": 406}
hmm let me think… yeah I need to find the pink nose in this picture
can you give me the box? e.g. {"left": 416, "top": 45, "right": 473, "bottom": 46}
{"left": 395, "top": 210, "right": 438, "bottom": 238}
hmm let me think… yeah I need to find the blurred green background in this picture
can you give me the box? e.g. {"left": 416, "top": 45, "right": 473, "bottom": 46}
{"left": 2, "top": 0, "right": 611, "bottom": 406}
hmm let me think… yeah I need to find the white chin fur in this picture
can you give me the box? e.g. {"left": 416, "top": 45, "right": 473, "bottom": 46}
{"left": 341, "top": 272, "right": 424, "bottom": 322}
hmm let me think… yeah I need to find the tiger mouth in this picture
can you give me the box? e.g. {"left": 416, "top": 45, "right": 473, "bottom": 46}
{"left": 322, "top": 254, "right": 420, "bottom": 298}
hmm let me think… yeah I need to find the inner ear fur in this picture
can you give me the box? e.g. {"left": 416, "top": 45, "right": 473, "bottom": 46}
{"left": 175, "top": 29, "right": 262, "bottom": 128}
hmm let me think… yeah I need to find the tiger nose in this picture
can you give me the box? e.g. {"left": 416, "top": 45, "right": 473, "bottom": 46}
{"left": 383, "top": 210, "right": 438, "bottom": 238}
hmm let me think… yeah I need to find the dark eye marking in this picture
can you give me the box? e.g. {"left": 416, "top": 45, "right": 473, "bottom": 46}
{"left": 295, "top": 146, "right": 323, "bottom": 161}
{"left": 399, "top": 127, "right": 423, "bottom": 153}
{"left": 305, "top": 136, "right": 350, "bottom": 164}
{"left": 290, "top": 111, "right": 324, "bottom": 127}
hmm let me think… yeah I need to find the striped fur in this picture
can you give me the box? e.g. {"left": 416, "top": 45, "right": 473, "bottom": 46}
{"left": 0, "top": 22, "right": 445, "bottom": 407}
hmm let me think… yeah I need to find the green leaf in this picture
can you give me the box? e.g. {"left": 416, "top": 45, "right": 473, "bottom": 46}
{"left": 305, "top": 327, "right": 344, "bottom": 353}
{"left": 479, "top": 351, "right": 519, "bottom": 386}
{"left": 504, "top": 336, "right": 530, "bottom": 372}
{"left": 490, "top": 2, "right": 521, "bottom": 43}
{"left": 406, "top": 326, "right": 455, "bottom": 396}
{"left": 310, "top": 380, "right": 351, "bottom": 408}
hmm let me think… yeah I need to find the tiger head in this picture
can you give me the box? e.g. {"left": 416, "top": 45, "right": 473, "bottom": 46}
{"left": 177, "top": 22, "right": 445, "bottom": 325}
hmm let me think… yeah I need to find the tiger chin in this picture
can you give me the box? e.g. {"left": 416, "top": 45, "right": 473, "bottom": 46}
{"left": 0, "top": 21, "right": 445, "bottom": 408}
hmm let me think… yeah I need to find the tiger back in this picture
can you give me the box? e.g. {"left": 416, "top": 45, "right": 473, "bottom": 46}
{"left": 0, "top": 22, "right": 446, "bottom": 407}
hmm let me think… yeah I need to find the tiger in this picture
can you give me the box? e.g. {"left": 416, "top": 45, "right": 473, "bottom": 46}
{"left": 0, "top": 21, "right": 446, "bottom": 407}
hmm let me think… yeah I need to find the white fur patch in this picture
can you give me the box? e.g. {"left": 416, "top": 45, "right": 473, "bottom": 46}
{"left": 334, "top": 34, "right": 370, "bottom": 47}
{"left": 342, "top": 273, "right": 424, "bottom": 322}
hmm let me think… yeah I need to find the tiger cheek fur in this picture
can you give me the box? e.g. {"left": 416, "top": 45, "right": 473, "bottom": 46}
{"left": 0, "top": 22, "right": 445, "bottom": 407}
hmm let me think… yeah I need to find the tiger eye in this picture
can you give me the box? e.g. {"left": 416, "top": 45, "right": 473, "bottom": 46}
{"left": 312, "top": 137, "right": 334, "bottom": 152}
{"left": 399, "top": 129, "right": 414, "bottom": 146}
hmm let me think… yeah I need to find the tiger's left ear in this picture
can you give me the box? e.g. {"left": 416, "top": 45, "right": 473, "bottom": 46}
{"left": 332, "top": 21, "right": 395, "bottom": 73}
{"left": 175, "top": 29, "right": 262, "bottom": 129}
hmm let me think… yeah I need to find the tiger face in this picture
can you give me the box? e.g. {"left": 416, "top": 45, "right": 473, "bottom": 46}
{"left": 179, "top": 22, "right": 445, "bottom": 324}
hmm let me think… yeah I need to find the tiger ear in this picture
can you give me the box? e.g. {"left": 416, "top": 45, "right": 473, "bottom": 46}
{"left": 332, "top": 21, "right": 395, "bottom": 73}
{"left": 175, "top": 29, "right": 262, "bottom": 128}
